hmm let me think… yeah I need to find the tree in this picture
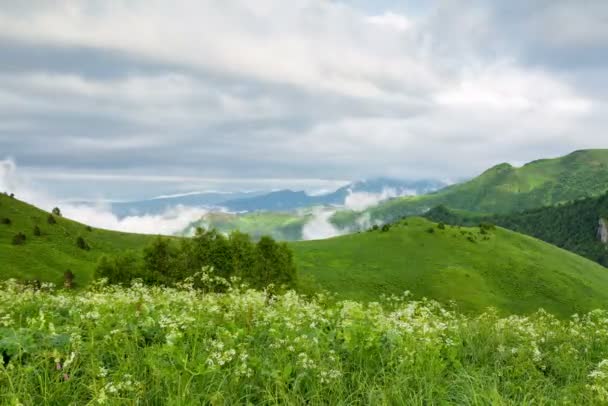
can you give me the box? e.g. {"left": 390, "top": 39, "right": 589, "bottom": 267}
{"left": 47, "top": 215, "right": 57, "bottom": 225}
{"left": 12, "top": 232, "right": 26, "bottom": 245}
{"left": 33, "top": 225, "right": 41, "bottom": 236}
{"left": 95, "top": 251, "right": 142, "bottom": 284}
{"left": 76, "top": 236, "right": 90, "bottom": 250}
{"left": 229, "top": 231, "right": 256, "bottom": 280}
{"left": 381, "top": 224, "right": 391, "bottom": 232}
{"left": 52, "top": 207, "right": 62, "bottom": 217}
{"left": 143, "top": 237, "right": 175, "bottom": 284}
{"left": 254, "top": 236, "right": 297, "bottom": 289}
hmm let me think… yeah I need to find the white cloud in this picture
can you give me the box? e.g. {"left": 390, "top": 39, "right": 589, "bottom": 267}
{"left": 301, "top": 208, "right": 344, "bottom": 240}
{"left": 344, "top": 187, "right": 416, "bottom": 211}
{"left": 0, "top": 158, "right": 206, "bottom": 235}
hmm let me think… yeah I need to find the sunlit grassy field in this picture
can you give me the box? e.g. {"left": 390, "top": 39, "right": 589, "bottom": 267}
{"left": 2, "top": 278, "right": 608, "bottom": 404}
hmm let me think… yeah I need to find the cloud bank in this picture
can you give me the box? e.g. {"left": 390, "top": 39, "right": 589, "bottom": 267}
{"left": 0, "top": 1, "right": 606, "bottom": 199}
{"left": 1, "top": 158, "right": 206, "bottom": 235}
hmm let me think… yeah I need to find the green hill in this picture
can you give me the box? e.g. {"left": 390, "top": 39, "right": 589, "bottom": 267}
{"left": 292, "top": 217, "right": 608, "bottom": 317}
{"left": 0, "top": 193, "right": 153, "bottom": 285}
{"left": 3, "top": 194, "right": 608, "bottom": 317}
{"left": 331, "top": 149, "right": 608, "bottom": 227}
{"left": 425, "top": 192, "right": 608, "bottom": 266}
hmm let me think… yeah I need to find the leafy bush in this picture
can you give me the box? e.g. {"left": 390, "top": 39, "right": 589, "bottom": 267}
{"left": 1, "top": 217, "right": 10, "bottom": 225}
{"left": 52, "top": 207, "right": 62, "bottom": 217}
{"left": 33, "top": 225, "right": 41, "bottom": 236}
{"left": 76, "top": 236, "right": 90, "bottom": 250}
{"left": 12, "top": 232, "right": 26, "bottom": 245}
{"left": 47, "top": 215, "right": 56, "bottom": 225}
{"left": 381, "top": 224, "right": 391, "bottom": 232}
{"left": 96, "top": 229, "right": 297, "bottom": 290}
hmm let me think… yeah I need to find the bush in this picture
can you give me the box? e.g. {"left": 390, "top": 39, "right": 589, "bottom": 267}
{"left": 12, "top": 232, "right": 26, "bottom": 245}
{"left": 381, "top": 224, "right": 391, "bottom": 232}
{"left": 33, "top": 225, "right": 41, "bottom": 236}
{"left": 52, "top": 207, "right": 62, "bottom": 217}
{"left": 76, "top": 236, "right": 90, "bottom": 250}
{"left": 86, "top": 226, "right": 93, "bottom": 232}
{"left": 427, "top": 227, "right": 435, "bottom": 234}
{"left": 1, "top": 217, "right": 10, "bottom": 225}
{"left": 64, "top": 270, "right": 75, "bottom": 289}
{"left": 438, "top": 223, "right": 446, "bottom": 230}
{"left": 47, "top": 215, "right": 56, "bottom": 225}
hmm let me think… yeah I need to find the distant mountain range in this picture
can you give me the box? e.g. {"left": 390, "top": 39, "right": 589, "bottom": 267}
{"left": 109, "top": 178, "right": 447, "bottom": 217}
{"left": 220, "top": 178, "right": 446, "bottom": 212}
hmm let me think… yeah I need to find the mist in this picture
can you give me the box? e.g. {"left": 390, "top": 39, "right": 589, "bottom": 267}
{"left": 1, "top": 158, "right": 206, "bottom": 236}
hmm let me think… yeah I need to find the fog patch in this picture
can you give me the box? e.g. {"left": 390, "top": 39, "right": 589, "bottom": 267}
{"left": 1, "top": 158, "right": 206, "bottom": 236}
{"left": 344, "top": 187, "right": 416, "bottom": 211}
{"left": 302, "top": 208, "right": 344, "bottom": 240}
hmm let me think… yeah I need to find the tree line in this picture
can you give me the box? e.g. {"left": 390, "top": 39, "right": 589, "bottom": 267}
{"left": 96, "top": 227, "right": 297, "bottom": 290}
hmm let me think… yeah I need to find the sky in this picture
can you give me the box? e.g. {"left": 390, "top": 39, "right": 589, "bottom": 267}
{"left": 1, "top": 0, "right": 607, "bottom": 201}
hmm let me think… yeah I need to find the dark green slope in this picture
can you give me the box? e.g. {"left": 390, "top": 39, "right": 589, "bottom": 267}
{"left": 332, "top": 149, "right": 608, "bottom": 227}
{"left": 425, "top": 192, "right": 608, "bottom": 266}
{"left": 293, "top": 217, "right": 608, "bottom": 317}
{"left": 0, "top": 193, "right": 154, "bottom": 285}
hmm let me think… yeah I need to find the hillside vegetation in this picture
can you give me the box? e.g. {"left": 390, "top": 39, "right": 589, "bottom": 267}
{"left": 293, "top": 217, "right": 608, "bottom": 317}
{"left": 331, "top": 149, "right": 608, "bottom": 227}
{"left": 0, "top": 193, "right": 153, "bottom": 285}
{"left": 425, "top": 192, "right": 608, "bottom": 266}
{"left": 3, "top": 194, "right": 608, "bottom": 317}
{"left": 3, "top": 280, "right": 608, "bottom": 404}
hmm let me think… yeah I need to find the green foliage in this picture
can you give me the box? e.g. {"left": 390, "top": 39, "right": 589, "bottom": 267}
{"left": 95, "top": 251, "right": 143, "bottom": 284}
{"left": 63, "top": 270, "right": 75, "bottom": 289}
{"left": 52, "top": 207, "right": 62, "bottom": 217}
{"left": 345, "top": 149, "right": 608, "bottom": 227}
{"left": 75, "top": 236, "right": 90, "bottom": 251}
{"left": 292, "top": 217, "right": 608, "bottom": 317}
{"left": 0, "top": 193, "right": 154, "bottom": 285}
{"left": 381, "top": 224, "right": 391, "bottom": 232}
{"left": 97, "top": 229, "right": 297, "bottom": 290}
{"left": 33, "top": 225, "right": 41, "bottom": 236}
{"left": 47, "top": 214, "right": 56, "bottom": 225}
{"left": 425, "top": 192, "right": 608, "bottom": 266}
{"left": 1, "top": 217, "right": 10, "bottom": 225}
{"left": 2, "top": 281, "right": 608, "bottom": 404}
{"left": 12, "top": 232, "right": 26, "bottom": 246}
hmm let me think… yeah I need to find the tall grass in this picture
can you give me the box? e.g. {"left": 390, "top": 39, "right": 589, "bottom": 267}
{"left": 1, "top": 277, "right": 608, "bottom": 404}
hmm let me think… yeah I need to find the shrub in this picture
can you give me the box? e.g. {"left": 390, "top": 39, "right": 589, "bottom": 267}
{"left": 438, "top": 223, "right": 446, "bottom": 230}
{"left": 76, "top": 236, "right": 90, "bottom": 250}
{"left": 33, "top": 225, "right": 41, "bottom": 236}
{"left": 1, "top": 217, "right": 11, "bottom": 225}
{"left": 64, "top": 270, "right": 75, "bottom": 289}
{"left": 427, "top": 227, "right": 435, "bottom": 234}
{"left": 52, "top": 207, "right": 62, "bottom": 217}
{"left": 86, "top": 225, "right": 93, "bottom": 232}
{"left": 381, "top": 224, "right": 391, "bottom": 232}
{"left": 12, "top": 232, "right": 26, "bottom": 245}
{"left": 47, "top": 215, "right": 56, "bottom": 225}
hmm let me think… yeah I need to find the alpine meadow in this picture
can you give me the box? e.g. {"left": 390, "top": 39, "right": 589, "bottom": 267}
{"left": 2, "top": 1, "right": 608, "bottom": 405}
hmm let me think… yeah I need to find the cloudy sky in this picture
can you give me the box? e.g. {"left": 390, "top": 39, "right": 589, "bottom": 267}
{"left": 1, "top": 0, "right": 607, "bottom": 200}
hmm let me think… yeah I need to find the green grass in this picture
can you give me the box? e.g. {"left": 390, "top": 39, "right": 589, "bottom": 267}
{"left": 292, "top": 217, "right": 608, "bottom": 317}
{"left": 331, "top": 149, "right": 608, "bottom": 227}
{"left": 3, "top": 194, "right": 608, "bottom": 318}
{"left": 3, "top": 280, "right": 608, "bottom": 404}
{"left": 0, "top": 193, "right": 154, "bottom": 285}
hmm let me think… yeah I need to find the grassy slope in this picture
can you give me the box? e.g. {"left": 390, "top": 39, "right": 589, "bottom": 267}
{"left": 292, "top": 217, "right": 608, "bottom": 317}
{"left": 0, "top": 194, "right": 153, "bottom": 285}
{"left": 3, "top": 194, "right": 608, "bottom": 317}
{"left": 331, "top": 149, "right": 608, "bottom": 227}
{"left": 424, "top": 192, "right": 608, "bottom": 266}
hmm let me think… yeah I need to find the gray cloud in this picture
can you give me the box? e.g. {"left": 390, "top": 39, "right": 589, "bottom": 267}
{"left": 0, "top": 0, "right": 606, "bottom": 199}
